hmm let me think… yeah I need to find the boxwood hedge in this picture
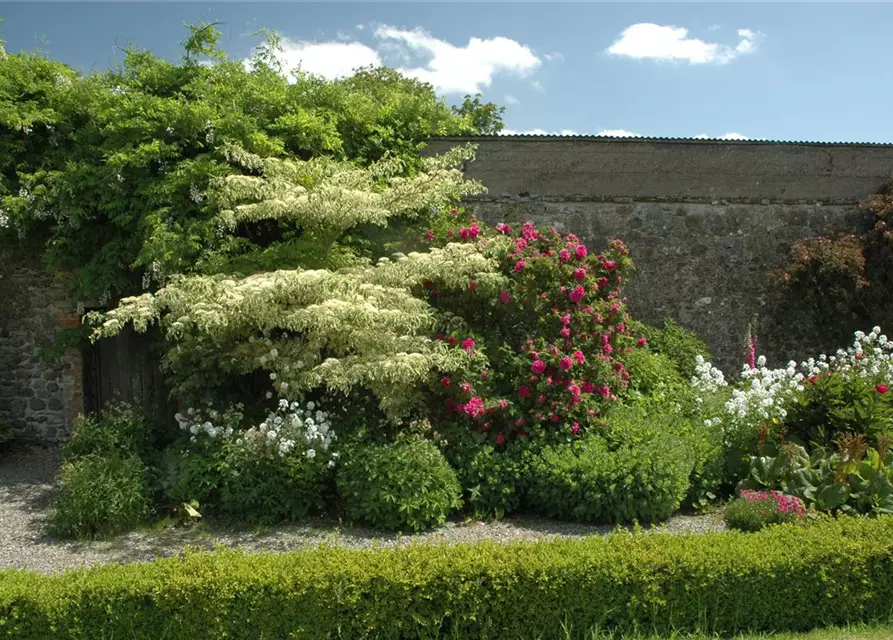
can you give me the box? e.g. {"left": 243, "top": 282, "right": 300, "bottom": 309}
{"left": 2, "top": 516, "right": 893, "bottom": 639}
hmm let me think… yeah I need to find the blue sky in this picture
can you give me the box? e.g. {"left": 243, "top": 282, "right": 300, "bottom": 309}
{"left": 3, "top": 2, "right": 893, "bottom": 142}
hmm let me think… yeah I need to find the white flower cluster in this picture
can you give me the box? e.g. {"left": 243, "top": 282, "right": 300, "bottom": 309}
{"left": 0, "top": 209, "right": 8, "bottom": 229}
{"left": 693, "top": 328, "right": 893, "bottom": 447}
{"left": 175, "top": 405, "right": 240, "bottom": 441}
{"left": 240, "top": 399, "right": 338, "bottom": 464}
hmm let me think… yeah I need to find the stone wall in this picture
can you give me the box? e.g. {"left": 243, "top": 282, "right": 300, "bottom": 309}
{"left": 424, "top": 136, "right": 893, "bottom": 370}
{"left": 0, "top": 258, "right": 83, "bottom": 442}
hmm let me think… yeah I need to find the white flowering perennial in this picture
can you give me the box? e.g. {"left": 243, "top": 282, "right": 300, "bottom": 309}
{"left": 240, "top": 399, "right": 338, "bottom": 465}
{"left": 693, "top": 327, "right": 893, "bottom": 447}
{"left": 174, "top": 405, "right": 242, "bottom": 441}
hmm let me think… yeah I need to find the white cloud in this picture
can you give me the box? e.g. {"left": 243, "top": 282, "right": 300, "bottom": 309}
{"left": 597, "top": 129, "right": 642, "bottom": 137}
{"left": 695, "top": 132, "right": 749, "bottom": 140}
{"left": 500, "top": 128, "right": 578, "bottom": 136}
{"left": 531, "top": 79, "right": 544, "bottom": 93}
{"left": 543, "top": 52, "right": 564, "bottom": 62}
{"left": 606, "top": 23, "right": 757, "bottom": 64}
{"left": 248, "top": 38, "right": 381, "bottom": 80}
{"left": 504, "top": 94, "right": 520, "bottom": 105}
{"left": 373, "top": 25, "right": 541, "bottom": 94}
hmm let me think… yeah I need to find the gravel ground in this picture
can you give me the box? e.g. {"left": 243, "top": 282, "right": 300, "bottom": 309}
{"left": 0, "top": 444, "right": 727, "bottom": 574}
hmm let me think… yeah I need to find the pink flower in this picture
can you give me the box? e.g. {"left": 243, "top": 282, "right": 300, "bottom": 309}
{"left": 568, "top": 285, "right": 586, "bottom": 304}
{"left": 499, "top": 290, "right": 511, "bottom": 304}
{"left": 559, "top": 356, "right": 573, "bottom": 371}
{"left": 598, "top": 276, "right": 608, "bottom": 288}
{"left": 877, "top": 384, "right": 889, "bottom": 394}
{"left": 569, "top": 384, "right": 581, "bottom": 396}
{"left": 561, "top": 314, "right": 571, "bottom": 325}
{"left": 459, "top": 227, "right": 469, "bottom": 240}
{"left": 515, "top": 418, "right": 526, "bottom": 427}
{"left": 559, "top": 249, "right": 571, "bottom": 262}
{"left": 597, "top": 385, "right": 611, "bottom": 398}
{"left": 538, "top": 394, "right": 547, "bottom": 404}
{"left": 532, "top": 360, "right": 547, "bottom": 374}
{"left": 582, "top": 381, "right": 595, "bottom": 393}
{"left": 573, "top": 268, "right": 586, "bottom": 282}
{"left": 460, "top": 382, "right": 473, "bottom": 393}
{"left": 522, "top": 222, "right": 538, "bottom": 241}
{"left": 468, "top": 224, "right": 480, "bottom": 238}
{"left": 464, "top": 396, "right": 486, "bottom": 418}
{"left": 440, "top": 377, "right": 451, "bottom": 388}
{"left": 518, "top": 385, "right": 531, "bottom": 398}
{"left": 496, "top": 222, "right": 512, "bottom": 234}
{"left": 638, "top": 337, "right": 647, "bottom": 347}
{"left": 514, "top": 260, "right": 526, "bottom": 273}
{"left": 573, "top": 350, "right": 585, "bottom": 365}
{"left": 447, "top": 336, "right": 457, "bottom": 346}
{"left": 575, "top": 245, "right": 588, "bottom": 259}
{"left": 495, "top": 433, "right": 506, "bottom": 446}
{"left": 572, "top": 422, "right": 581, "bottom": 435}
{"left": 425, "top": 230, "right": 435, "bottom": 242}
{"left": 462, "top": 338, "right": 476, "bottom": 352}
{"left": 550, "top": 414, "right": 560, "bottom": 423}
{"left": 497, "top": 399, "right": 509, "bottom": 409}
{"left": 515, "top": 238, "right": 528, "bottom": 250}
{"left": 603, "top": 259, "right": 616, "bottom": 270}
{"left": 560, "top": 327, "right": 571, "bottom": 337}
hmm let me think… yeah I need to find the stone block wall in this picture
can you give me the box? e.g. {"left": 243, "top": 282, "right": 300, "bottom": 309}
{"left": 424, "top": 136, "right": 893, "bottom": 370}
{"left": 0, "top": 259, "right": 83, "bottom": 442}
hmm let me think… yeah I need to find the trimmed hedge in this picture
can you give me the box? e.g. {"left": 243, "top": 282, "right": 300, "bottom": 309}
{"left": 2, "top": 517, "right": 893, "bottom": 639}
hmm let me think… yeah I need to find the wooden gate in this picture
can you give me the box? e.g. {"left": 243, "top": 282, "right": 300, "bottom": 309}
{"left": 82, "top": 326, "right": 176, "bottom": 425}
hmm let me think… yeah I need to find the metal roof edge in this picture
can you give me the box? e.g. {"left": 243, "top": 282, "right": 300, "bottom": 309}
{"left": 427, "top": 135, "right": 893, "bottom": 148}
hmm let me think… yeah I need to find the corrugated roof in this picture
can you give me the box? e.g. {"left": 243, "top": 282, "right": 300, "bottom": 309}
{"left": 429, "top": 134, "right": 893, "bottom": 147}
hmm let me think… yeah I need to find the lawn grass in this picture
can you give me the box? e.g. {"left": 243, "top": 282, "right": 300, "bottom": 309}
{"left": 560, "top": 621, "right": 893, "bottom": 640}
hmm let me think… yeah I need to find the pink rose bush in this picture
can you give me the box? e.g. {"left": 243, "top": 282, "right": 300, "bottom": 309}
{"left": 426, "top": 216, "right": 639, "bottom": 445}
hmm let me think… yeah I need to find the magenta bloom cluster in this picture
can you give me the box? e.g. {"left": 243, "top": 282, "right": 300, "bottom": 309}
{"left": 739, "top": 489, "right": 806, "bottom": 518}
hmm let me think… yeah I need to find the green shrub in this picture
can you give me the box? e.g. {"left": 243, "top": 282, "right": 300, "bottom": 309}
{"left": 337, "top": 434, "right": 462, "bottom": 531}
{"left": 3, "top": 516, "right": 893, "bottom": 638}
{"left": 62, "top": 403, "right": 156, "bottom": 462}
{"left": 525, "top": 432, "right": 693, "bottom": 524}
{"left": 217, "top": 438, "right": 333, "bottom": 525}
{"left": 443, "top": 433, "right": 530, "bottom": 519}
{"left": 724, "top": 489, "right": 806, "bottom": 532}
{"left": 620, "top": 348, "right": 687, "bottom": 397}
{"left": 48, "top": 453, "right": 151, "bottom": 539}
{"left": 783, "top": 371, "right": 893, "bottom": 448}
{"left": 637, "top": 318, "right": 712, "bottom": 380}
{"left": 603, "top": 400, "right": 727, "bottom": 509}
{"left": 158, "top": 441, "right": 225, "bottom": 511}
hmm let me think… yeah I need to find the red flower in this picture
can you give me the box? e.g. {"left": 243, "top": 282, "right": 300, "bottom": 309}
{"left": 440, "top": 377, "right": 451, "bottom": 388}
{"left": 559, "top": 356, "right": 573, "bottom": 371}
{"left": 560, "top": 327, "right": 571, "bottom": 337}
{"left": 550, "top": 414, "right": 560, "bottom": 423}
{"left": 468, "top": 224, "right": 480, "bottom": 238}
{"left": 877, "top": 384, "right": 889, "bottom": 394}
{"left": 569, "top": 384, "right": 581, "bottom": 396}
{"left": 518, "top": 385, "right": 531, "bottom": 398}
{"left": 460, "top": 382, "right": 472, "bottom": 393}
{"left": 638, "top": 337, "right": 647, "bottom": 347}
{"left": 464, "top": 396, "right": 486, "bottom": 417}
{"left": 603, "top": 259, "right": 617, "bottom": 270}
{"left": 497, "top": 399, "right": 509, "bottom": 409}
{"left": 559, "top": 248, "right": 571, "bottom": 262}
{"left": 582, "top": 381, "right": 595, "bottom": 393}
{"left": 447, "top": 336, "right": 457, "bottom": 345}
{"left": 575, "top": 245, "right": 588, "bottom": 259}
{"left": 461, "top": 337, "right": 476, "bottom": 352}
{"left": 571, "top": 422, "right": 581, "bottom": 435}
{"left": 560, "top": 314, "right": 571, "bottom": 325}
{"left": 469, "top": 280, "right": 477, "bottom": 292}
{"left": 573, "top": 350, "right": 585, "bottom": 365}
{"left": 495, "top": 433, "right": 506, "bottom": 446}
{"left": 532, "top": 360, "right": 547, "bottom": 374}
{"left": 425, "top": 230, "right": 435, "bottom": 242}
{"left": 496, "top": 222, "right": 512, "bottom": 234}
{"left": 459, "top": 227, "right": 469, "bottom": 240}
{"left": 573, "top": 268, "right": 586, "bottom": 282}
{"left": 568, "top": 285, "right": 586, "bottom": 304}
{"left": 499, "top": 290, "right": 511, "bottom": 304}
{"left": 514, "top": 260, "right": 526, "bottom": 273}
{"left": 598, "top": 276, "right": 608, "bottom": 288}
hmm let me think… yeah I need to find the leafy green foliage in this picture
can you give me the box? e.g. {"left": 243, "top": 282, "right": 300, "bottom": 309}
{"left": 337, "top": 434, "right": 462, "bottom": 531}
{"left": 62, "top": 402, "right": 158, "bottom": 462}
{"left": 601, "top": 399, "right": 726, "bottom": 510}
{"left": 442, "top": 431, "right": 530, "bottom": 518}
{"left": 217, "top": 437, "right": 333, "bottom": 525}
{"left": 784, "top": 372, "right": 893, "bottom": 447}
{"left": 636, "top": 318, "right": 712, "bottom": 381}
{"left": 4, "top": 516, "right": 893, "bottom": 638}
{"left": 1, "top": 25, "right": 502, "bottom": 303}
{"left": 525, "top": 432, "right": 694, "bottom": 524}
{"left": 741, "top": 437, "right": 893, "bottom": 515}
{"left": 48, "top": 453, "right": 151, "bottom": 539}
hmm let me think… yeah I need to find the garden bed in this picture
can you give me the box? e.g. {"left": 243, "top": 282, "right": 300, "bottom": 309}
{"left": 0, "top": 443, "right": 725, "bottom": 574}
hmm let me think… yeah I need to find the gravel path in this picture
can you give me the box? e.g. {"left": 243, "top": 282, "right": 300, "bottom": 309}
{"left": 0, "top": 444, "right": 727, "bottom": 574}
